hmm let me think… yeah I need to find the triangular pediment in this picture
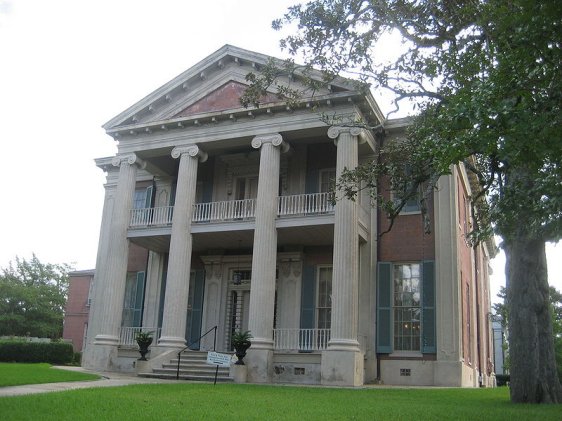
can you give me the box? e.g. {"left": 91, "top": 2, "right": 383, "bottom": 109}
{"left": 172, "top": 81, "right": 279, "bottom": 119}
{"left": 102, "top": 44, "right": 380, "bottom": 133}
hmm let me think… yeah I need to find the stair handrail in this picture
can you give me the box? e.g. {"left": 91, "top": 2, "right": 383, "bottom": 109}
{"left": 176, "top": 326, "right": 217, "bottom": 380}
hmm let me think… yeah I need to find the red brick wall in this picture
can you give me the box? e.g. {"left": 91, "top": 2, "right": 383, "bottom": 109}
{"left": 63, "top": 272, "right": 93, "bottom": 352}
{"left": 377, "top": 178, "right": 435, "bottom": 262}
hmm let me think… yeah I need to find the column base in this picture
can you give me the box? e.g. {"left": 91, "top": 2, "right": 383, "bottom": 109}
{"left": 321, "top": 349, "right": 364, "bottom": 386}
{"left": 157, "top": 336, "right": 187, "bottom": 348}
{"left": 94, "top": 334, "right": 119, "bottom": 346}
{"left": 249, "top": 337, "right": 274, "bottom": 350}
{"left": 327, "top": 338, "right": 361, "bottom": 352}
{"left": 82, "top": 342, "right": 118, "bottom": 372}
{"left": 246, "top": 348, "right": 273, "bottom": 383}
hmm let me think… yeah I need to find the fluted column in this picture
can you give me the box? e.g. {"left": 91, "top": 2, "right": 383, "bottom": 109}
{"left": 95, "top": 154, "right": 145, "bottom": 345}
{"left": 158, "top": 145, "right": 207, "bottom": 348}
{"left": 248, "top": 133, "right": 289, "bottom": 350}
{"left": 328, "top": 126, "right": 361, "bottom": 350}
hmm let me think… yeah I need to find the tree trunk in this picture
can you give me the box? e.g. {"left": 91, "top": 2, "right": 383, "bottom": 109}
{"left": 506, "top": 237, "right": 562, "bottom": 403}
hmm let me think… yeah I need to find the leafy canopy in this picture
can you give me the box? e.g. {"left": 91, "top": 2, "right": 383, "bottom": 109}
{"left": 0, "top": 255, "right": 72, "bottom": 338}
{"left": 244, "top": 0, "right": 562, "bottom": 244}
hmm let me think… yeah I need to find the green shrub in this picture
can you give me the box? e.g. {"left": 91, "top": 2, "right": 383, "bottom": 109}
{"left": 495, "top": 374, "right": 510, "bottom": 386}
{"left": 72, "top": 351, "right": 82, "bottom": 365}
{"left": 0, "top": 340, "right": 74, "bottom": 364}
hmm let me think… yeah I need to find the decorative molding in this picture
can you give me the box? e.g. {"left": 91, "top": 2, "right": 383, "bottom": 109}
{"left": 111, "top": 154, "right": 146, "bottom": 170}
{"left": 327, "top": 126, "right": 362, "bottom": 144}
{"left": 171, "top": 145, "right": 208, "bottom": 163}
{"left": 251, "top": 133, "right": 290, "bottom": 153}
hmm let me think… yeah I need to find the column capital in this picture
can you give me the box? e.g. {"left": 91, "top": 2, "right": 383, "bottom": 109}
{"left": 327, "top": 126, "right": 362, "bottom": 144}
{"left": 251, "top": 133, "right": 289, "bottom": 153}
{"left": 111, "top": 153, "right": 146, "bottom": 169}
{"left": 171, "top": 145, "right": 208, "bottom": 163}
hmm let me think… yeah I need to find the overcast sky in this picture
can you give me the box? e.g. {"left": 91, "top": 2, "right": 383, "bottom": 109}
{"left": 0, "top": 0, "right": 560, "bottom": 302}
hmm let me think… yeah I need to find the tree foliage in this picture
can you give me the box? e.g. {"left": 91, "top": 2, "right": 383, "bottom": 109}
{"left": 243, "top": 0, "right": 562, "bottom": 403}
{"left": 0, "top": 255, "right": 72, "bottom": 339}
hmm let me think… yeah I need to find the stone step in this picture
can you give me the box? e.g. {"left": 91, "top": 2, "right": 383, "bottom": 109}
{"left": 159, "top": 364, "right": 230, "bottom": 374}
{"left": 139, "top": 372, "right": 233, "bottom": 382}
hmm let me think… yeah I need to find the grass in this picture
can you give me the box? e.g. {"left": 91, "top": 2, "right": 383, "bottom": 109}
{"left": 1, "top": 383, "right": 561, "bottom": 420}
{"left": 0, "top": 363, "right": 99, "bottom": 387}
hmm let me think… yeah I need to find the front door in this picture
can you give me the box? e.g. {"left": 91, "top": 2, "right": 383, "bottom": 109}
{"left": 225, "top": 269, "right": 251, "bottom": 350}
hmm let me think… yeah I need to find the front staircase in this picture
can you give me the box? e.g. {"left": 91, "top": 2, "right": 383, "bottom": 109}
{"left": 138, "top": 350, "right": 233, "bottom": 382}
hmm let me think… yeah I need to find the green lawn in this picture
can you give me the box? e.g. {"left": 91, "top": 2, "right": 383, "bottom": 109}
{"left": 0, "top": 363, "right": 99, "bottom": 387}
{"left": 1, "top": 383, "right": 561, "bottom": 420}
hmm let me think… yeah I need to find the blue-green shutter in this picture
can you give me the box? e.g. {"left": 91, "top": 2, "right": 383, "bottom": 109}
{"left": 132, "top": 271, "right": 146, "bottom": 327}
{"left": 377, "top": 262, "right": 392, "bottom": 353}
{"left": 300, "top": 265, "right": 316, "bottom": 329}
{"left": 202, "top": 180, "right": 213, "bottom": 203}
{"left": 422, "top": 260, "right": 436, "bottom": 353}
{"left": 145, "top": 185, "right": 154, "bottom": 208}
{"left": 305, "top": 156, "right": 319, "bottom": 194}
{"left": 187, "top": 270, "right": 205, "bottom": 350}
{"left": 157, "top": 259, "right": 168, "bottom": 329}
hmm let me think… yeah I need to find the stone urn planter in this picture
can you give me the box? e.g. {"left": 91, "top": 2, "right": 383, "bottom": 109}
{"left": 135, "top": 331, "right": 153, "bottom": 361}
{"left": 232, "top": 330, "right": 252, "bottom": 365}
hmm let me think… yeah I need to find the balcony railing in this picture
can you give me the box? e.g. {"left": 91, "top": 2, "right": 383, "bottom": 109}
{"left": 277, "top": 192, "right": 334, "bottom": 217}
{"left": 129, "top": 193, "right": 334, "bottom": 228}
{"left": 119, "top": 326, "right": 161, "bottom": 347}
{"left": 192, "top": 199, "right": 256, "bottom": 222}
{"left": 130, "top": 206, "right": 173, "bottom": 227}
{"left": 273, "top": 328, "right": 331, "bottom": 351}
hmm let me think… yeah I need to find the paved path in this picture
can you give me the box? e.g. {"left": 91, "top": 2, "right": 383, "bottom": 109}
{"left": 0, "top": 366, "right": 178, "bottom": 397}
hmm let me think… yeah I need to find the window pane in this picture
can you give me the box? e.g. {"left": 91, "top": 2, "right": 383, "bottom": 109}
{"left": 393, "top": 263, "right": 421, "bottom": 351}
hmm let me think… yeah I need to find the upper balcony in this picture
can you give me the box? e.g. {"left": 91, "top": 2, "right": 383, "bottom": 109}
{"left": 129, "top": 192, "right": 335, "bottom": 229}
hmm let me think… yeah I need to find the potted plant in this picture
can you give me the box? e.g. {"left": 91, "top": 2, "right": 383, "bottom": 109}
{"left": 135, "top": 330, "right": 153, "bottom": 361}
{"left": 231, "top": 330, "right": 252, "bottom": 365}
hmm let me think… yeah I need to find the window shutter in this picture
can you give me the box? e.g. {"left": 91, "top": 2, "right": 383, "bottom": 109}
{"left": 300, "top": 265, "right": 316, "bottom": 329}
{"left": 188, "top": 270, "right": 206, "bottom": 349}
{"left": 422, "top": 260, "right": 436, "bottom": 353}
{"left": 377, "top": 262, "right": 392, "bottom": 353}
{"left": 133, "top": 271, "right": 146, "bottom": 327}
{"left": 145, "top": 185, "right": 154, "bottom": 208}
{"left": 305, "top": 156, "right": 319, "bottom": 194}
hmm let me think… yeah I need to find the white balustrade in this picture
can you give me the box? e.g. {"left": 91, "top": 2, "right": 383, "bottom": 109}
{"left": 129, "top": 193, "right": 333, "bottom": 228}
{"left": 277, "top": 192, "right": 334, "bottom": 217}
{"left": 192, "top": 199, "right": 256, "bottom": 222}
{"left": 119, "top": 326, "right": 161, "bottom": 346}
{"left": 129, "top": 206, "right": 173, "bottom": 228}
{"left": 273, "top": 328, "right": 331, "bottom": 351}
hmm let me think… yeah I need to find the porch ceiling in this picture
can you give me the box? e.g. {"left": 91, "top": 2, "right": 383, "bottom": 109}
{"left": 129, "top": 223, "right": 335, "bottom": 254}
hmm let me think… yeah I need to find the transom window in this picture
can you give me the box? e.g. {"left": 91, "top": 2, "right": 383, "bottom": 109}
{"left": 393, "top": 263, "right": 421, "bottom": 351}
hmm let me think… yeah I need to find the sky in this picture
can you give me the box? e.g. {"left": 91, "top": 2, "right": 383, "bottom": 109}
{"left": 0, "top": 0, "right": 560, "bottom": 303}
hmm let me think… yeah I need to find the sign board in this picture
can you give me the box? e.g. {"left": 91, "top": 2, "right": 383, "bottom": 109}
{"left": 206, "top": 351, "right": 231, "bottom": 367}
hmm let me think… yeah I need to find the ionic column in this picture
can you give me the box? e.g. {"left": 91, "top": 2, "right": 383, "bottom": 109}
{"left": 248, "top": 134, "right": 289, "bottom": 351}
{"left": 95, "top": 154, "right": 145, "bottom": 345}
{"left": 158, "top": 145, "right": 207, "bottom": 348}
{"left": 327, "top": 126, "right": 361, "bottom": 351}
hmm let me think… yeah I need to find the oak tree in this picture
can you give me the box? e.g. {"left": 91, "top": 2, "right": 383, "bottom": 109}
{"left": 244, "top": 0, "right": 562, "bottom": 403}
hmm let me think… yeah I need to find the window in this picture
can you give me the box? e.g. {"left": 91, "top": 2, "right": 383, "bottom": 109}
{"left": 377, "top": 261, "right": 435, "bottom": 354}
{"left": 121, "top": 272, "right": 145, "bottom": 327}
{"left": 392, "top": 165, "right": 421, "bottom": 214}
{"left": 316, "top": 266, "right": 332, "bottom": 329}
{"left": 319, "top": 169, "right": 336, "bottom": 193}
{"left": 393, "top": 263, "right": 421, "bottom": 351}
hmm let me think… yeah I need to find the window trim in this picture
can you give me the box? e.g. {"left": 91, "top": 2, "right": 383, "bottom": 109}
{"left": 391, "top": 262, "right": 422, "bottom": 355}
{"left": 315, "top": 265, "right": 333, "bottom": 330}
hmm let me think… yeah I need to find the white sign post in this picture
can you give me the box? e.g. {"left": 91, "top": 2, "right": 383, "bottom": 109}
{"left": 206, "top": 351, "right": 231, "bottom": 385}
{"left": 206, "top": 351, "right": 231, "bottom": 367}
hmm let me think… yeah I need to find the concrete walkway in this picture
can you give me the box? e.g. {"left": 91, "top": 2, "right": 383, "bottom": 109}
{"left": 0, "top": 366, "right": 179, "bottom": 397}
